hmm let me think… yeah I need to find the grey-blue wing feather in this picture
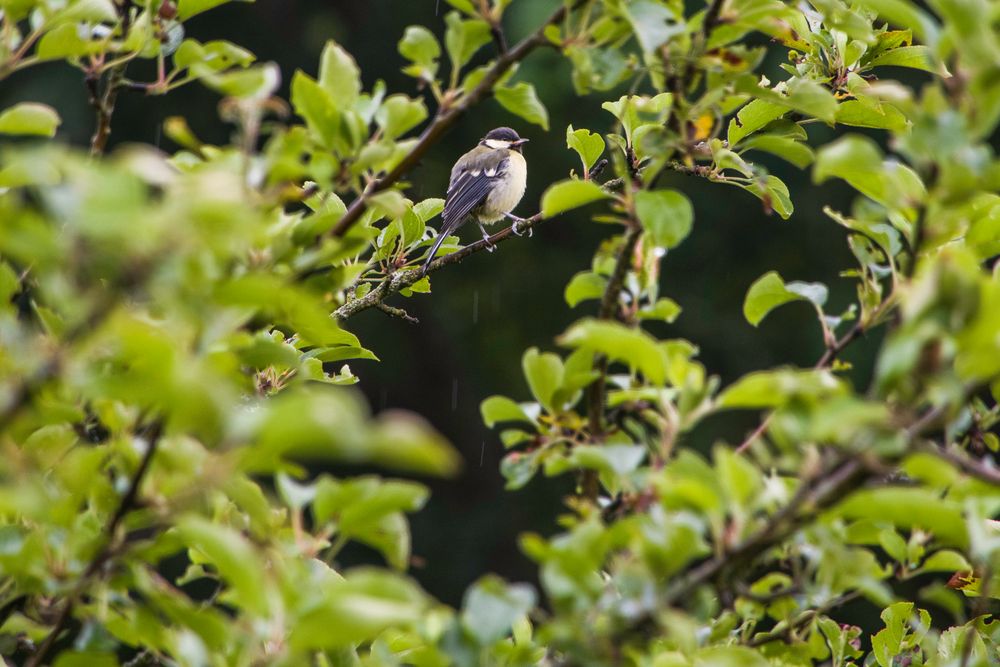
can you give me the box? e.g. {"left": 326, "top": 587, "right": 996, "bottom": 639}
{"left": 442, "top": 172, "right": 492, "bottom": 232}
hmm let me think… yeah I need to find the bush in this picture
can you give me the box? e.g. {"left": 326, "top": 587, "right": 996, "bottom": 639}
{"left": 0, "top": 0, "right": 998, "bottom": 665}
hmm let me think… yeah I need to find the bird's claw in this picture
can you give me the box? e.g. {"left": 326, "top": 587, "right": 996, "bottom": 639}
{"left": 484, "top": 240, "right": 497, "bottom": 253}
{"left": 511, "top": 217, "right": 532, "bottom": 237}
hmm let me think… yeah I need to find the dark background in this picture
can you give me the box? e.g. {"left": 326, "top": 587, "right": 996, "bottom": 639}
{"left": 3, "top": 0, "right": 882, "bottom": 606}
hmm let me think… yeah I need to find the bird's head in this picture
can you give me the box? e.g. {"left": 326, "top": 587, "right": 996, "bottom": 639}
{"left": 481, "top": 127, "right": 529, "bottom": 152}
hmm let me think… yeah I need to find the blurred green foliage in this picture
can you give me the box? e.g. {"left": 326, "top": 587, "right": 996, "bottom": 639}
{"left": 1, "top": 0, "right": 1000, "bottom": 665}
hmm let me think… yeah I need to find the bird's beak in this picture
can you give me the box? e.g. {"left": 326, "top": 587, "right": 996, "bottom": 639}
{"left": 511, "top": 138, "right": 530, "bottom": 146}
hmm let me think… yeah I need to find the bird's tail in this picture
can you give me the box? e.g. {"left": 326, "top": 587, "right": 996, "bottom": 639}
{"left": 421, "top": 228, "right": 451, "bottom": 277}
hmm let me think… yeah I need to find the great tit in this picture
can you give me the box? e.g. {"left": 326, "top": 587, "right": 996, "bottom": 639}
{"left": 421, "top": 127, "right": 529, "bottom": 275}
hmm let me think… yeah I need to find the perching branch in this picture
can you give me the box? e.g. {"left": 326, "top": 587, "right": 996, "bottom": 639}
{"left": 334, "top": 211, "right": 545, "bottom": 321}
{"left": 27, "top": 420, "right": 163, "bottom": 667}
{"left": 327, "top": 0, "right": 583, "bottom": 238}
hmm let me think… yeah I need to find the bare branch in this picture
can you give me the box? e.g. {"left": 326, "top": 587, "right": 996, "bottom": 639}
{"left": 327, "top": 0, "right": 583, "bottom": 238}
{"left": 376, "top": 302, "right": 420, "bottom": 324}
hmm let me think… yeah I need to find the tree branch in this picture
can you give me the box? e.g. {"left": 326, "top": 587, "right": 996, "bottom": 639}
{"left": 334, "top": 211, "right": 544, "bottom": 320}
{"left": 918, "top": 441, "right": 1000, "bottom": 487}
{"left": 735, "top": 320, "right": 865, "bottom": 454}
{"left": 26, "top": 420, "right": 163, "bottom": 667}
{"left": 745, "top": 590, "right": 862, "bottom": 648}
{"left": 662, "top": 455, "right": 872, "bottom": 606}
{"left": 586, "top": 223, "right": 642, "bottom": 435}
{"left": 327, "top": 0, "right": 582, "bottom": 238}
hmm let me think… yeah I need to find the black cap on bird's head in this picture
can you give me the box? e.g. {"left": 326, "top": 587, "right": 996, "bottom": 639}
{"left": 481, "top": 126, "right": 529, "bottom": 151}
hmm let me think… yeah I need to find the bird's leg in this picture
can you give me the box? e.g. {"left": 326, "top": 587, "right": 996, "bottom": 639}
{"left": 507, "top": 213, "right": 533, "bottom": 237}
{"left": 477, "top": 221, "right": 497, "bottom": 252}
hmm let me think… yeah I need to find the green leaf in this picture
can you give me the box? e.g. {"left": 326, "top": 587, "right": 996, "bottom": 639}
{"left": 554, "top": 444, "right": 646, "bottom": 486}
{"left": 558, "top": 319, "right": 669, "bottom": 385}
{"left": 368, "top": 412, "right": 462, "bottom": 477}
{"left": 461, "top": 575, "right": 536, "bottom": 645}
{"left": 540, "top": 179, "right": 611, "bottom": 218}
{"left": 319, "top": 41, "right": 362, "bottom": 109}
{"left": 728, "top": 99, "right": 787, "bottom": 146}
{"left": 564, "top": 271, "right": 607, "bottom": 308}
{"left": 0, "top": 103, "right": 61, "bottom": 137}
{"left": 177, "top": 517, "right": 269, "bottom": 615}
{"left": 481, "top": 396, "right": 533, "bottom": 428}
{"left": 275, "top": 472, "right": 316, "bottom": 510}
{"left": 53, "top": 653, "right": 117, "bottom": 667}
{"left": 739, "top": 135, "right": 814, "bottom": 168}
{"left": 566, "top": 125, "right": 606, "bottom": 174}
{"left": 694, "top": 646, "right": 770, "bottom": 667}
{"left": 743, "top": 271, "right": 826, "bottom": 326}
{"left": 313, "top": 476, "right": 427, "bottom": 532}
{"left": 201, "top": 63, "right": 280, "bottom": 100}
{"left": 444, "top": 12, "right": 492, "bottom": 71}
{"left": 638, "top": 297, "right": 682, "bottom": 323}
{"left": 833, "top": 488, "right": 968, "bottom": 548}
{"left": 868, "top": 45, "right": 936, "bottom": 73}
{"left": 398, "top": 25, "right": 441, "bottom": 76}
{"left": 374, "top": 94, "right": 427, "bottom": 139}
{"left": 36, "top": 23, "right": 101, "bottom": 61}
{"left": 288, "top": 568, "right": 428, "bottom": 649}
{"left": 522, "top": 348, "right": 564, "bottom": 412}
{"left": 216, "top": 275, "right": 358, "bottom": 347}
{"left": 634, "top": 189, "right": 694, "bottom": 249}
{"left": 177, "top": 0, "right": 248, "bottom": 20}
{"left": 624, "top": 0, "right": 683, "bottom": 53}
{"left": 835, "top": 99, "right": 909, "bottom": 131}
{"left": 784, "top": 78, "right": 838, "bottom": 123}
{"left": 814, "top": 135, "right": 926, "bottom": 211}
{"left": 718, "top": 368, "right": 846, "bottom": 409}
{"left": 855, "top": 0, "right": 939, "bottom": 43}
{"left": 602, "top": 93, "right": 672, "bottom": 146}
{"left": 495, "top": 82, "right": 549, "bottom": 130}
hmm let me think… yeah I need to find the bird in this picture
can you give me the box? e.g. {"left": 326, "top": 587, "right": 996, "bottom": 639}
{"left": 421, "top": 127, "right": 529, "bottom": 276}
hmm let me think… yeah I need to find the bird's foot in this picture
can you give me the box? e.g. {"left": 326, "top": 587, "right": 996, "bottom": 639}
{"left": 478, "top": 223, "right": 497, "bottom": 252}
{"left": 509, "top": 215, "right": 533, "bottom": 237}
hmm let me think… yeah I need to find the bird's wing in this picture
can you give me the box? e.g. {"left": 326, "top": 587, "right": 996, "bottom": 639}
{"left": 441, "top": 157, "right": 509, "bottom": 232}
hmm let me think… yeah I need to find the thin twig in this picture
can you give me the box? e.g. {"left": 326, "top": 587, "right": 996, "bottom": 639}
{"left": 478, "top": 0, "right": 508, "bottom": 54}
{"left": 746, "top": 589, "right": 862, "bottom": 647}
{"left": 87, "top": 1, "right": 135, "bottom": 156}
{"left": 662, "top": 455, "right": 872, "bottom": 606}
{"left": 735, "top": 320, "right": 865, "bottom": 454}
{"left": 376, "top": 302, "right": 420, "bottom": 324}
{"left": 27, "top": 421, "right": 163, "bottom": 667}
{"left": 702, "top": 0, "right": 725, "bottom": 36}
{"left": 327, "top": 0, "right": 584, "bottom": 238}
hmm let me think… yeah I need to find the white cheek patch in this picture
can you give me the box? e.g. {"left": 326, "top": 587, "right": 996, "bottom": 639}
{"left": 484, "top": 139, "right": 510, "bottom": 150}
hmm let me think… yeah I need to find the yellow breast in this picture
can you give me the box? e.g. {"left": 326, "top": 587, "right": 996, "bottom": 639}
{"left": 480, "top": 151, "right": 527, "bottom": 223}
